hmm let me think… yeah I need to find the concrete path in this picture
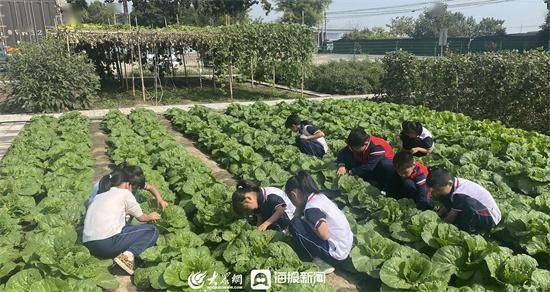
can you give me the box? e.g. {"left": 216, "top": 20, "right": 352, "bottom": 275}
{"left": 0, "top": 121, "right": 26, "bottom": 160}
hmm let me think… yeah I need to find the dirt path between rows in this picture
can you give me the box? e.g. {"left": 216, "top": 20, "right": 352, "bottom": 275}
{"left": 90, "top": 122, "right": 137, "bottom": 292}
{"left": 158, "top": 115, "right": 236, "bottom": 187}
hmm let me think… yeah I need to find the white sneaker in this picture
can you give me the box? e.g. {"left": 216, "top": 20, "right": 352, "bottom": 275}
{"left": 312, "top": 257, "right": 335, "bottom": 274}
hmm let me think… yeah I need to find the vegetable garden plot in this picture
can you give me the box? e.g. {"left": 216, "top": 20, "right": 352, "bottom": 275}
{"left": 166, "top": 100, "right": 550, "bottom": 291}
{"left": 0, "top": 113, "right": 119, "bottom": 291}
{"left": 101, "top": 108, "right": 329, "bottom": 291}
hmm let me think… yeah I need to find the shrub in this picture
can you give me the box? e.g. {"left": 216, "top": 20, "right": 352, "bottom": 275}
{"left": 305, "top": 59, "right": 384, "bottom": 94}
{"left": 5, "top": 38, "right": 100, "bottom": 113}
{"left": 379, "top": 50, "right": 550, "bottom": 135}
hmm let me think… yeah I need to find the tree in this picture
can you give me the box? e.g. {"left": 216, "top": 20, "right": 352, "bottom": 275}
{"left": 82, "top": 1, "right": 120, "bottom": 24}
{"left": 387, "top": 16, "right": 415, "bottom": 37}
{"left": 104, "top": 0, "right": 131, "bottom": 24}
{"left": 131, "top": 0, "right": 271, "bottom": 27}
{"left": 275, "top": 0, "right": 332, "bottom": 26}
{"left": 412, "top": 3, "right": 478, "bottom": 38}
{"left": 67, "top": 0, "right": 88, "bottom": 12}
{"left": 342, "top": 27, "right": 396, "bottom": 41}
{"left": 475, "top": 18, "right": 506, "bottom": 37}
{"left": 5, "top": 38, "right": 100, "bottom": 113}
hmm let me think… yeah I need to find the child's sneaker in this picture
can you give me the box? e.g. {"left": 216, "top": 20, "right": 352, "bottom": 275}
{"left": 114, "top": 253, "right": 134, "bottom": 275}
{"left": 312, "top": 257, "right": 335, "bottom": 274}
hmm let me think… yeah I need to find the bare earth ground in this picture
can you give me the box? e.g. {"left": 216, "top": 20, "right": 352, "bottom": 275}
{"left": 89, "top": 117, "right": 372, "bottom": 291}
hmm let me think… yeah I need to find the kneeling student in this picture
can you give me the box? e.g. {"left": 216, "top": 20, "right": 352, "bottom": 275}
{"left": 336, "top": 128, "right": 395, "bottom": 190}
{"left": 426, "top": 168, "right": 501, "bottom": 234}
{"left": 285, "top": 170, "right": 353, "bottom": 274}
{"left": 392, "top": 151, "right": 432, "bottom": 210}
{"left": 285, "top": 114, "right": 329, "bottom": 159}
{"left": 232, "top": 180, "right": 296, "bottom": 232}
{"left": 83, "top": 168, "right": 161, "bottom": 275}
{"left": 397, "top": 121, "right": 435, "bottom": 156}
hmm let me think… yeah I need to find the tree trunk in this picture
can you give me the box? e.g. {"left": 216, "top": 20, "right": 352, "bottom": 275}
{"left": 122, "top": 0, "right": 129, "bottom": 24}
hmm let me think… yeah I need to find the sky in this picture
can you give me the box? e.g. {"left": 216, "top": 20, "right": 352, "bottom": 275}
{"left": 250, "top": 0, "right": 548, "bottom": 34}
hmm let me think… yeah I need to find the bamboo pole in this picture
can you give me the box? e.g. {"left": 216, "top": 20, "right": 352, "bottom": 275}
{"left": 123, "top": 47, "right": 129, "bottom": 91}
{"left": 135, "top": 17, "right": 146, "bottom": 102}
{"left": 169, "top": 46, "right": 177, "bottom": 90}
{"left": 198, "top": 53, "right": 203, "bottom": 89}
{"left": 182, "top": 49, "right": 188, "bottom": 86}
{"left": 272, "top": 67, "right": 276, "bottom": 90}
{"left": 131, "top": 46, "right": 136, "bottom": 97}
{"left": 301, "top": 65, "right": 304, "bottom": 98}
{"left": 229, "top": 55, "right": 234, "bottom": 100}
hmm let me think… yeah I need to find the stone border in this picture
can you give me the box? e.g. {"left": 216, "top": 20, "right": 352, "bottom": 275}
{"left": 0, "top": 95, "right": 375, "bottom": 123}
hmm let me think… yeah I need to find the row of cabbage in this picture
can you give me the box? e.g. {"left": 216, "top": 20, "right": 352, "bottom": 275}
{"left": 167, "top": 106, "right": 549, "bottom": 291}
{"left": 102, "top": 109, "right": 326, "bottom": 291}
{"left": 224, "top": 100, "right": 550, "bottom": 264}
{"left": 0, "top": 113, "right": 119, "bottom": 291}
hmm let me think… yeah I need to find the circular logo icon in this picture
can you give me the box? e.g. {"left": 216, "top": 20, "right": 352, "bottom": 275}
{"left": 188, "top": 271, "right": 207, "bottom": 289}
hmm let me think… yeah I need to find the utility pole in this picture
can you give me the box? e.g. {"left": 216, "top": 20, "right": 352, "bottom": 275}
{"left": 324, "top": 12, "right": 327, "bottom": 44}
{"left": 301, "top": 10, "right": 304, "bottom": 25}
{"left": 545, "top": 0, "right": 550, "bottom": 50}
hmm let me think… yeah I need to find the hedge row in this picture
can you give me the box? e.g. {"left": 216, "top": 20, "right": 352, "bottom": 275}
{"left": 305, "top": 59, "right": 384, "bottom": 95}
{"left": 378, "top": 50, "right": 550, "bottom": 135}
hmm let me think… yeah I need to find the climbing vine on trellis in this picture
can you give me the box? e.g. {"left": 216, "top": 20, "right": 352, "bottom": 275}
{"left": 52, "top": 23, "right": 315, "bottom": 100}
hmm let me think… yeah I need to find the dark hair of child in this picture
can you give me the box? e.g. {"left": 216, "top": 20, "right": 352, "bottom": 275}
{"left": 393, "top": 151, "right": 415, "bottom": 169}
{"left": 426, "top": 168, "right": 453, "bottom": 188}
{"left": 346, "top": 127, "right": 369, "bottom": 148}
{"left": 285, "top": 114, "right": 301, "bottom": 129}
{"left": 402, "top": 121, "right": 423, "bottom": 136}
{"left": 232, "top": 180, "right": 261, "bottom": 215}
{"left": 284, "top": 170, "right": 320, "bottom": 200}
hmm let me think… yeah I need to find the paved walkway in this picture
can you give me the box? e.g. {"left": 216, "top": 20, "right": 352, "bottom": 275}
{"left": 0, "top": 122, "right": 26, "bottom": 160}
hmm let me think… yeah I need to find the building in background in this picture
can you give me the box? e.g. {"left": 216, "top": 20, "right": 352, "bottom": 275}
{"left": 0, "top": 0, "right": 66, "bottom": 49}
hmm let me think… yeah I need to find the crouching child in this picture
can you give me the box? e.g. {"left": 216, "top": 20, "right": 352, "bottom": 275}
{"left": 285, "top": 170, "right": 353, "bottom": 274}
{"left": 426, "top": 168, "right": 501, "bottom": 234}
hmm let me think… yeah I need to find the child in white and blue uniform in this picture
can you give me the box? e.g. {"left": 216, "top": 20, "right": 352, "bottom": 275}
{"left": 285, "top": 114, "right": 329, "bottom": 159}
{"left": 284, "top": 170, "right": 353, "bottom": 274}
{"left": 427, "top": 168, "right": 501, "bottom": 234}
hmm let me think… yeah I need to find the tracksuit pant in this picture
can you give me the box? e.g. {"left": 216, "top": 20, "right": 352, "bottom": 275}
{"left": 288, "top": 217, "right": 346, "bottom": 267}
{"left": 84, "top": 224, "right": 159, "bottom": 259}
{"left": 296, "top": 137, "right": 325, "bottom": 158}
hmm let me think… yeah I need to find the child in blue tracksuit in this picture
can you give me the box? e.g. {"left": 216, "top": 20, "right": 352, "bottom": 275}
{"left": 285, "top": 114, "right": 329, "bottom": 159}
{"left": 397, "top": 121, "right": 435, "bottom": 157}
{"left": 285, "top": 170, "right": 354, "bottom": 274}
{"left": 427, "top": 168, "right": 501, "bottom": 234}
{"left": 232, "top": 180, "right": 296, "bottom": 232}
{"left": 336, "top": 128, "right": 395, "bottom": 193}
{"left": 391, "top": 151, "right": 432, "bottom": 210}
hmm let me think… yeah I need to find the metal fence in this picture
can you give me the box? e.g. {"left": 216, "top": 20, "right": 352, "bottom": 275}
{"left": 326, "top": 34, "right": 549, "bottom": 56}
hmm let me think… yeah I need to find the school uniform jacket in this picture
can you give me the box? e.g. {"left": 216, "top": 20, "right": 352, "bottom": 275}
{"left": 299, "top": 121, "right": 329, "bottom": 153}
{"left": 336, "top": 135, "right": 394, "bottom": 172}
{"left": 400, "top": 127, "right": 435, "bottom": 153}
{"left": 257, "top": 187, "right": 296, "bottom": 227}
{"left": 304, "top": 193, "right": 354, "bottom": 260}
{"left": 442, "top": 178, "right": 501, "bottom": 225}
{"left": 404, "top": 161, "right": 431, "bottom": 210}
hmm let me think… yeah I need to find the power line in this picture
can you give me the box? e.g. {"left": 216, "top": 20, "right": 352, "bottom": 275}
{"left": 326, "top": 0, "right": 522, "bottom": 19}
